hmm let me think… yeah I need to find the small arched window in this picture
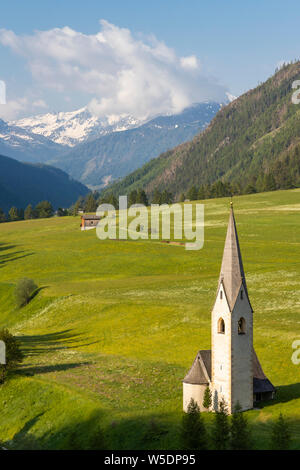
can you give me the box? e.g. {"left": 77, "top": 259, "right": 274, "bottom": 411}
{"left": 240, "top": 290, "right": 243, "bottom": 300}
{"left": 238, "top": 317, "right": 246, "bottom": 335}
{"left": 220, "top": 291, "right": 223, "bottom": 300}
{"left": 218, "top": 318, "right": 225, "bottom": 334}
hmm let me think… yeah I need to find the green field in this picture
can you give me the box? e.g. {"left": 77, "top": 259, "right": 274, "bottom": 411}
{"left": 0, "top": 189, "right": 299, "bottom": 449}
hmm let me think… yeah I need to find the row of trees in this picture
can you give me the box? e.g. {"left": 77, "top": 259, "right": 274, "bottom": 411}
{"left": 0, "top": 201, "right": 55, "bottom": 223}
{"left": 181, "top": 170, "right": 295, "bottom": 203}
{"left": 182, "top": 397, "right": 291, "bottom": 450}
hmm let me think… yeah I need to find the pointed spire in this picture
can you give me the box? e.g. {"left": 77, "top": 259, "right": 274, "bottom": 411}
{"left": 218, "top": 204, "right": 249, "bottom": 310}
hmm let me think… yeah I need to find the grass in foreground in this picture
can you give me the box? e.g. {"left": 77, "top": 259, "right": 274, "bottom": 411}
{"left": 0, "top": 189, "right": 299, "bottom": 449}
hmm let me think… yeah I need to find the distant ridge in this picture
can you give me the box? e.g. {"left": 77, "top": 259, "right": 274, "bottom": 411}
{"left": 0, "top": 154, "right": 88, "bottom": 212}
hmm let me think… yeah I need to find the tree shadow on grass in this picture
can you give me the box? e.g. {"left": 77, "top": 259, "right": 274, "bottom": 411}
{"left": 0, "top": 243, "right": 34, "bottom": 269}
{"left": 16, "top": 361, "right": 91, "bottom": 377}
{"left": 18, "top": 329, "right": 99, "bottom": 357}
{"left": 5, "top": 409, "right": 175, "bottom": 450}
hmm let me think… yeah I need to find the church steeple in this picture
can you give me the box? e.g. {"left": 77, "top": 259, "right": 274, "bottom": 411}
{"left": 218, "top": 203, "right": 251, "bottom": 311}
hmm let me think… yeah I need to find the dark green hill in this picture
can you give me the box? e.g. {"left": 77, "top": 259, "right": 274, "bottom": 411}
{"left": 104, "top": 62, "right": 300, "bottom": 198}
{"left": 0, "top": 154, "right": 88, "bottom": 212}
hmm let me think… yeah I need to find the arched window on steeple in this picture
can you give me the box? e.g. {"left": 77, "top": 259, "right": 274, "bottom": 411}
{"left": 218, "top": 318, "right": 225, "bottom": 334}
{"left": 238, "top": 317, "right": 246, "bottom": 335}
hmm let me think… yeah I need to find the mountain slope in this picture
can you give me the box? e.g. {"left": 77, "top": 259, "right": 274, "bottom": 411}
{"left": 104, "top": 62, "right": 300, "bottom": 198}
{"left": 0, "top": 154, "right": 88, "bottom": 212}
{"left": 50, "top": 102, "right": 220, "bottom": 187}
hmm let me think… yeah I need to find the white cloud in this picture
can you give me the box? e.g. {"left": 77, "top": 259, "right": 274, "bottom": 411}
{"left": 0, "top": 20, "right": 227, "bottom": 120}
{"left": 180, "top": 55, "right": 199, "bottom": 70}
{"left": 0, "top": 97, "right": 28, "bottom": 121}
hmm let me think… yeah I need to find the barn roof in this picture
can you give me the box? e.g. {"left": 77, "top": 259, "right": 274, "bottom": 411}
{"left": 217, "top": 205, "right": 252, "bottom": 312}
{"left": 81, "top": 214, "right": 101, "bottom": 220}
{"left": 183, "top": 349, "right": 275, "bottom": 393}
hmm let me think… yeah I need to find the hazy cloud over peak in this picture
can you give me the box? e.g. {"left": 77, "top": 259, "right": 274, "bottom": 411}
{"left": 0, "top": 20, "right": 227, "bottom": 120}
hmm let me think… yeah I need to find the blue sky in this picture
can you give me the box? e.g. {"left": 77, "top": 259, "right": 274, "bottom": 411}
{"left": 0, "top": 0, "right": 299, "bottom": 119}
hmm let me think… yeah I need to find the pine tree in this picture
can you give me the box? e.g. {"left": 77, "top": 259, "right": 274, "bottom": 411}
{"left": 263, "top": 173, "right": 277, "bottom": 191}
{"left": 211, "top": 398, "right": 230, "bottom": 450}
{"left": 203, "top": 386, "right": 212, "bottom": 410}
{"left": 0, "top": 208, "right": 6, "bottom": 223}
{"left": 9, "top": 206, "right": 19, "bottom": 221}
{"left": 181, "top": 398, "right": 207, "bottom": 450}
{"left": 271, "top": 413, "right": 291, "bottom": 450}
{"left": 128, "top": 190, "right": 138, "bottom": 206}
{"left": 187, "top": 186, "right": 198, "bottom": 201}
{"left": 24, "top": 204, "right": 35, "bottom": 220}
{"left": 136, "top": 189, "right": 148, "bottom": 206}
{"left": 35, "top": 201, "right": 54, "bottom": 218}
{"left": 179, "top": 193, "right": 185, "bottom": 203}
{"left": 230, "top": 402, "right": 252, "bottom": 450}
{"left": 84, "top": 193, "right": 98, "bottom": 213}
{"left": 152, "top": 189, "right": 162, "bottom": 204}
{"left": 198, "top": 186, "right": 206, "bottom": 200}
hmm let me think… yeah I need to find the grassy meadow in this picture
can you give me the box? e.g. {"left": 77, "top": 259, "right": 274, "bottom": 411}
{"left": 0, "top": 189, "right": 299, "bottom": 449}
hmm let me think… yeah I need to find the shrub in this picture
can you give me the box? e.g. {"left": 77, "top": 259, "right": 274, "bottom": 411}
{"left": 0, "top": 328, "right": 24, "bottom": 384}
{"left": 15, "top": 278, "right": 38, "bottom": 308}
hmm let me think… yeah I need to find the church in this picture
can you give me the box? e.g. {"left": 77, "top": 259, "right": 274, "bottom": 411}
{"left": 183, "top": 204, "right": 275, "bottom": 414}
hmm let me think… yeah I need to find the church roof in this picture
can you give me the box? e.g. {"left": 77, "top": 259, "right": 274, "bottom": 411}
{"left": 218, "top": 205, "right": 252, "bottom": 311}
{"left": 253, "top": 349, "right": 276, "bottom": 393}
{"left": 183, "top": 349, "right": 275, "bottom": 393}
{"left": 183, "top": 350, "right": 211, "bottom": 385}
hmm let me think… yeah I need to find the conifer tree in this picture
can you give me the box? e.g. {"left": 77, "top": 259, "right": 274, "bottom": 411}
{"left": 0, "top": 208, "right": 6, "bottom": 223}
{"left": 179, "top": 193, "right": 185, "bottom": 203}
{"left": 9, "top": 206, "right": 19, "bottom": 221}
{"left": 271, "top": 413, "right": 291, "bottom": 450}
{"left": 198, "top": 186, "right": 206, "bottom": 200}
{"left": 152, "top": 189, "right": 162, "bottom": 204}
{"left": 24, "top": 204, "right": 35, "bottom": 220}
{"left": 187, "top": 186, "right": 198, "bottom": 201}
{"left": 211, "top": 398, "right": 230, "bottom": 450}
{"left": 84, "top": 193, "right": 98, "bottom": 213}
{"left": 136, "top": 189, "right": 148, "bottom": 206}
{"left": 181, "top": 398, "right": 207, "bottom": 450}
{"left": 263, "top": 173, "right": 277, "bottom": 192}
{"left": 128, "top": 189, "right": 137, "bottom": 206}
{"left": 203, "top": 386, "right": 212, "bottom": 410}
{"left": 230, "top": 402, "right": 252, "bottom": 450}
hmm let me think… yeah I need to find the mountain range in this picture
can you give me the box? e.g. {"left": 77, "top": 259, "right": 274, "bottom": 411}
{"left": 50, "top": 102, "right": 221, "bottom": 187}
{"left": 1, "top": 102, "right": 221, "bottom": 188}
{"left": 103, "top": 62, "right": 300, "bottom": 198}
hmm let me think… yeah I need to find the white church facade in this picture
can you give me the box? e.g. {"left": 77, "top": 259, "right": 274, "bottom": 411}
{"left": 183, "top": 204, "right": 275, "bottom": 414}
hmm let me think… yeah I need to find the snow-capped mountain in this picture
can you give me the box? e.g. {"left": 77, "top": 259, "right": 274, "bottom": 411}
{"left": 2, "top": 101, "right": 222, "bottom": 188}
{"left": 0, "top": 118, "right": 66, "bottom": 163}
{"left": 10, "top": 107, "right": 146, "bottom": 147}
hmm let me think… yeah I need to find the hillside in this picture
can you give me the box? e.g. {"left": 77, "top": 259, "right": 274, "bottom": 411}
{"left": 105, "top": 62, "right": 300, "bottom": 198}
{"left": 0, "top": 189, "right": 299, "bottom": 449}
{"left": 49, "top": 103, "right": 220, "bottom": 187}
{"left": 0, "top": 154, "right": 88, "bottom": 212}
